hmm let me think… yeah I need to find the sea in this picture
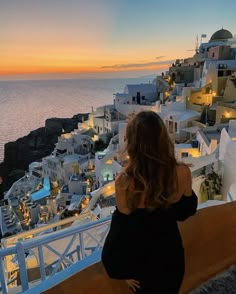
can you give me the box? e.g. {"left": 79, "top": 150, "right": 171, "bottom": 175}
{"left": 0, "top": 76, "right": 155, "bottom": 163}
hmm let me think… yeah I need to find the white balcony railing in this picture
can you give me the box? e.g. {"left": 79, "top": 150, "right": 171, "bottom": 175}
{"left": 0, "top": 216, "right": 112, "bottom": 294}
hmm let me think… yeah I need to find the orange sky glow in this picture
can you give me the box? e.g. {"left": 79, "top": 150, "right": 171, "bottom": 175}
{"left": 0, "top": 46, "right": 174, "bottom": 76}
{"left": 1, "top": 1, "right": 236, "bottom": 79}
{"left": 0, "top": 39, "right": 175, "bottom": 75}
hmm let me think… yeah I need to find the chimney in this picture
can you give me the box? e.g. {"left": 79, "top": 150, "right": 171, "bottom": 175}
{"left": 137, "top": 92, "right": 141, "bottom": 104}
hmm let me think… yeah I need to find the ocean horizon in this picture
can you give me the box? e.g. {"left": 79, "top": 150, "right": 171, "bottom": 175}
{"left": 0, "top": 76, "right": 156, "bottom": 162}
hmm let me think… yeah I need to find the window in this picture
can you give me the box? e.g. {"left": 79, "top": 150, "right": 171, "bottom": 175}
{"left": 181, "top": 152, "right": 188, "bottom": 158}
{"left": 192, "top": 140, "right": 199, "bottom": 148}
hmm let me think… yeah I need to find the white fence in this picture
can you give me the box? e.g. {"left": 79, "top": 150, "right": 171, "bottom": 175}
{"left": 0, "top": 216, "right": 112, "bottom": 293}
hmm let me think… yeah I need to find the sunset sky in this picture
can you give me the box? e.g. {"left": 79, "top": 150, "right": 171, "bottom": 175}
{"left": 1, "top": 0, "right": 236, "bottom": 79}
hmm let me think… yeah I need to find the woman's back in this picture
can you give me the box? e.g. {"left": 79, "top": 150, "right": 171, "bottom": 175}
{"left": 102, "top": 111, "right": 197, "bottom": 293}
{"left": 115, "top": 164, "right": 193, "bottom": 214}
{"left": 102, "top": 191, "right": 197, "bottom": 293}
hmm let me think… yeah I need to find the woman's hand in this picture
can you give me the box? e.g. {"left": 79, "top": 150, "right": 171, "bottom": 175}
{"left": 125, "top": 279, "right": 140, "bottom": 292}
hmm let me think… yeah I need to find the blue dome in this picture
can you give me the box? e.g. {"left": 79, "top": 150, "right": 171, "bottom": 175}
{"left": 210, "top": 29, "right": 233, "bottom": 41}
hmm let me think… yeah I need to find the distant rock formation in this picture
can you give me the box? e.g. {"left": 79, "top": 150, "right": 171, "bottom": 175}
{"left": 0, "top": 113, "right": 89, "bottom": 196}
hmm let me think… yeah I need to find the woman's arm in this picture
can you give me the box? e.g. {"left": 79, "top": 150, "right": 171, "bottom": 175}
{"left": 115, "top": 173, "right": 131, "bottom": 215}
{"left": 171, "top": 164, "right": 192, "bottom": 202}
{"left": 172, "top": 165, "right": 198, "bottom": 221}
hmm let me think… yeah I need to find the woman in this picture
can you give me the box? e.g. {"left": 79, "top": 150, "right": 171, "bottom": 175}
{"left": 102, "top": 111, "right": 198, "bottom": 293}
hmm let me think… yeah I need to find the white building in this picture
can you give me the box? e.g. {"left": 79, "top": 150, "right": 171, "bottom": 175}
{"left": 42, "top": 156, "right": 66, "bottom": 184}
{"left": 114, "top": 83, "right": 160, "bottom": 117}
{"left": 92, "top": 105, "right": 126, "bottom": 137}
{"left": 175, "top": 143, "right": 200, "bottom": 162}
{"left": 218, "top": 122, "right": 236, "bottom": 198}
{"left": 115, "top": 102, "right": 160, "bottom": 118}
{"left": 56, "top": 133, "right": 94, "bottom": 155}
{"left": 94, "top": 135, "right": 122, "bottom": 186}
{"left": 114, "top": 83, "right": 156, "bottom": 105}
{"left": 201, "top": 59, "right": 236, "bottom": 93}
{"left": 163, "top": 109, "right": 200, "bottom": 142}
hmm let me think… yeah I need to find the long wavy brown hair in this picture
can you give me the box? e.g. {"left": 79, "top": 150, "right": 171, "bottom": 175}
{"left": 123, "top": 111, "right": 178, "bottom": 210}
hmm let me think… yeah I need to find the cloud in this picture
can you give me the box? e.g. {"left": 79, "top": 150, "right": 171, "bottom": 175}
{"left": 156, "top": 56, "right": 166, "bottom": 59}
{"left": 101, "top": 59, "right": 174, "bottom": 69}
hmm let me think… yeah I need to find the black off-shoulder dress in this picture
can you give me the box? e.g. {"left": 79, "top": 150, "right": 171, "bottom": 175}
{"left": 102, "top": 191, "right": 198, "bottom": 294}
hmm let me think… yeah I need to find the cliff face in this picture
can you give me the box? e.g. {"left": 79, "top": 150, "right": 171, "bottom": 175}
{"left": 0, "top": 113, "right": 89, "bottom": 194}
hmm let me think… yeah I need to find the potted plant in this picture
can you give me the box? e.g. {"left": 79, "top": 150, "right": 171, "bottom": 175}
{"left": 208, "top": 171, "right": 222, "bottom": 200}
{"left": 200, "top": 165, "right": 223, "bottom": 201}
{"left": 206, "top": 165, "right": 223, "bottom": 200}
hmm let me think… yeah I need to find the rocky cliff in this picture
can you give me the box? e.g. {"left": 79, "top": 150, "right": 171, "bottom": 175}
{"left": 0, "top": 113, "right": 89, "bottom": 196}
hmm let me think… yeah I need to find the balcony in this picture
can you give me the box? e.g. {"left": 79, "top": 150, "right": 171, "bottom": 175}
{"left": 0, "top": 202, "right": 236, "bottom": 293}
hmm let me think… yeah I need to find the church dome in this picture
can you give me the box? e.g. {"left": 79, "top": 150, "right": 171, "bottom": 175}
{"left": 210, "top": 28, "right": 233, "bottom": 41}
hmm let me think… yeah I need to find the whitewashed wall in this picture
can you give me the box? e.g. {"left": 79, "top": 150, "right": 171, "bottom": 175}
{"left": 115, "top": 103, "right": 159, "bottom": 117}
{"left": 222, "top": 140, "right": 236, "bottom": 198}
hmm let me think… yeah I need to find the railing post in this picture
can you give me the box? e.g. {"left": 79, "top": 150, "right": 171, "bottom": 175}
{"left": 38, "top": 245, "right": 46, "bottom": 281}
{"left": 76, "top": 245, "right": 81, "bottom": 261}
{"left": 0, "top": 257, "right": 8, "bottom": 294}
{"left": 79, "top": 232, "right": 85, "bottom": 259}
{"left": 16, "top": 242, "right": 29, "bottom": 291}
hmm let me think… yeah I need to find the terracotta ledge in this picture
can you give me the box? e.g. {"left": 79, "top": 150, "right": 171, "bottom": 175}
{"left": 43, "top": 201, "right": 236, "bottom": 294}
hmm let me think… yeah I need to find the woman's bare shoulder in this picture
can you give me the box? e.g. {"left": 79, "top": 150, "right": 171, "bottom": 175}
{"left": 176, "top": 163, "right": 191, "bottom": 177}
{"left": 115, "top": 172, "right": 128, "bottom": 189}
